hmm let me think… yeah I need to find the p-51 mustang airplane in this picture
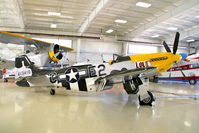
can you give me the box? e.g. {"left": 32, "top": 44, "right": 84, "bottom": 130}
{"left": 10, "top": 32, "right": 185, "bottom": 106}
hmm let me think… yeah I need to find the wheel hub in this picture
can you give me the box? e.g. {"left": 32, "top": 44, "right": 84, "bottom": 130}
{"left": 143, "top": 97, "right": 151, "bottom": 104}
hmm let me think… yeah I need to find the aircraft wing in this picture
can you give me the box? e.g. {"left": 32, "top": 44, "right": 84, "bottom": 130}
{"left": 104, "top": 67, "right": 156, "bottom": 80}
{"left": 0, "top": 31, "right": 74, "bottom": 51}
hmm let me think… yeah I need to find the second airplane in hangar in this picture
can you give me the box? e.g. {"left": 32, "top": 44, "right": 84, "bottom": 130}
{"left": 0, "top": 31, "right": 73, "bottom": 81}
{"left": 0, "top": 31, "right": 185, "bottom": 106}
{"left": 158, "top": 53, "right": 199, "bottom": 85}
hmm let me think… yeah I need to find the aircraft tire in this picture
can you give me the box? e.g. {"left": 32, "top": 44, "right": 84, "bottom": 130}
{"left": 138, "top": 91, "right": 155, "bottom": 106}
{"left": 189, "top": 79, "right": 196, "bottom": 85}
{"left": 4, "top": 78, "right": 8, "bottom": 82}
{"left": 50, "top": 89, "right": 55, "bottom": 95}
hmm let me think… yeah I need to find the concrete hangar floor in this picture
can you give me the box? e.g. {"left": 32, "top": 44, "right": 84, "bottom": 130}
{"left": 0, "top": 80, "right": 199, "bottom": 133}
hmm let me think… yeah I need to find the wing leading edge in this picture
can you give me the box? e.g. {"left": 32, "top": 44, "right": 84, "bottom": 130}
{"left": 104, "top": 67, "right": 157, "bottom": 80}
{"left": 0, "top": 31, "right": 74, "bottom": 51}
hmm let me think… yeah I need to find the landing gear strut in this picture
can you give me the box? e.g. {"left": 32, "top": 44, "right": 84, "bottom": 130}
{"left": 123, "top": 76, "right": 141, "bottom": 94}
{"left": 50, "top": 89, "right": 55, "bottom": 95}
{"left": 138, "top": 91, "right": 155, "bottom": 106}
{"left": 4, "top": 78, "right": 8, "bottom": 82}
{"left": 123, "top": 81, "right": 139, "bottom": 94}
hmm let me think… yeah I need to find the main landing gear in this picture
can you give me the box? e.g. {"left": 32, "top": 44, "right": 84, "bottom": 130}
{"left": 123, "top": 75, "right": 156, "bottom": 106}
{"left": 123, "top": 76, "right": 141, "bottom": 95}
{"left": 138, "top": 91, "right": 155, "bottom": 106}
{"left": 4, "top": 78, "right": 8, "bottom": 82}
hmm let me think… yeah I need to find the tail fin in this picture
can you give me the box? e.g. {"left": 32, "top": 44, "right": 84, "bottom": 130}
{"left": 15, "top": 55, "right": 39, "bottom": 75}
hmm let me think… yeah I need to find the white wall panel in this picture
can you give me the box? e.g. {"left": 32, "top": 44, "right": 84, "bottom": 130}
{"left": 79, "top": 39, "right": 122, "bottom": 53}
{"left": 0, "top": 43, "right": 24, "bottom": 59}
{"left": 190, "top": 41, "right": 199, "bottom": 54}
{"left": 77, "top": 39, "right": 122, "bottom": 63}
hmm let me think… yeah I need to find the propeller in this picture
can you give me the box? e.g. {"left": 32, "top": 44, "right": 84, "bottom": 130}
{"left": 163, "top": 32, "right": 188, "bottom": 61}
{"left": 53, "top": 44, "right": 63, "bottom": 60}
{"left": 163, "top": 32, "right": 187, "bottom": 78}
{"left": 163, "top": 32, "right": 180, "bottom": 54}
{"left": 164, "top": 32, "right": 188, "bottom": 78}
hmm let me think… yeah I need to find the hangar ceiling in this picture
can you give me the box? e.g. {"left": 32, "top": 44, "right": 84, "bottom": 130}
{"left": 0, "top": 0, "right": 199, "bottom": 43}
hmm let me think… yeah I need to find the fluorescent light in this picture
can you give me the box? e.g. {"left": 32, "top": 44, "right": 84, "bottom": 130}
{"left": 106, "top": 29, "right": 114, "bottom": 33}
{"left": 115, "top": 19, "right": 127, "bottom": 24}
{"left": 65, "top": 16, "right": 73, "bottom": 19}
{"left": 48, "top": 12, "right": 61, "bottom": 16}
{"left": 151, "top": 34, "right": 159, "bottom": 38}
{"left": 51, "top": 24, "right": 57, "bottom": 28}
{"left": 196, "top": 15, "right": 199, "bottom": 18}
{"left": 184, "top": 121, "right": 191, "bottom": 127}
{"left": 186, "top": 39, "right": 195, "bottom": 42}
{"left": 136, "top": 2, "right": 151, "bottom": 8}
{"left": 30, "top": 44, "right": 36, "bottom": 48}
{"left": 168, "top": 27, "right": 178, "bottom": 31}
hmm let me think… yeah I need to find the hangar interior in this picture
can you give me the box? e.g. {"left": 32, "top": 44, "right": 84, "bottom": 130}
{"left": 0, "top": 0, "right": 199, "bottom": 133}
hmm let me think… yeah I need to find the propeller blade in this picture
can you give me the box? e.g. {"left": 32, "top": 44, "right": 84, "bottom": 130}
{"left": 163, "top": 41, "right": 171, "bottom": 53}
{"left": 173, "top": 32, "right": 180, "bottom": 54}
{"left": 53, "top": 44, "right": 60, "bottom": 54}
{"left": 56, "top": 53, "right": 63, "bottom": 60}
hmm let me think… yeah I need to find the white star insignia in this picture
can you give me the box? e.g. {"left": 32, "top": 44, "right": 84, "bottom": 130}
{"left": 66, "top": 69, "right": 78, "bottom": 81}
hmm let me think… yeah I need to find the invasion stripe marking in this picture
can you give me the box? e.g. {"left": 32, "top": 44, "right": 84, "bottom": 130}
{"left": 78, "top": 79, "right": 87, "bottom": 91}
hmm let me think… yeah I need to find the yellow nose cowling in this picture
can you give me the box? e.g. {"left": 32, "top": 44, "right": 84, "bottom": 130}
{"left": 48, "top": 51, "right": 60, "bottom": 62}
{"left": 150, "top": 53, "right": 181, "bottom": 72}
{"left": 129, "top": 52, "right": 182, "bottom": 72}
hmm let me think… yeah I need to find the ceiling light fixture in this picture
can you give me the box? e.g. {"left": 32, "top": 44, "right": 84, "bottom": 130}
{"left": 48, "top": 12, "right": 61, "bottom": 16}
{"left": 168, "top": 27, "right": 178, "bottom": 31}
{"left": 184, "top": 121, "right": 191, "bottom": 127}
{"left": 151, "top": 34, "right": 159, "bottom": 38}
{"left": 186, "top": 39, "right": 195, "bottom": 43}
{"left": 136, "top": 2, "right": 152, "bottom": 8}
{"left": 30, "top": 44, "right": 36, "bottom": 48}
{"left": 196, "top": 15, "right": 199, "bottom": 18}
{"left": 106, "top": 29, "right": 114, "bottom": 33}
{"left": 115, "top": 19, "right": 127, "bottom": 24}
{"left": 64, "top": 16, "right": 73, "bottom": 19}
{"left": 51, "top": 24, "right": 57, "bottom": 28}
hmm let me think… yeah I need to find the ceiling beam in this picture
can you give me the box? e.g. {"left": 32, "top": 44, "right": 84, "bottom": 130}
{"left": 78, "top": 0, "right": 110, "bottom": 35}
{"left": 126, "top": 0, "right": 199, "bottom": 40}
{"left": 0, "top": 26, "right": 101, "bottom": 38}
{"left": 181, "top": 26, "right": 199, "bottom": 40}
